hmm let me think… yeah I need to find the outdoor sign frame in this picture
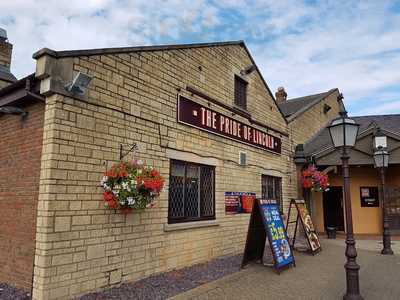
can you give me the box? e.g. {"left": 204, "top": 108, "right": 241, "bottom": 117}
{"left": 242, "top": 198, "right": 295, "bottom": 274}
{"left": 286, "top": 199, "right": 322, "bottom": 255}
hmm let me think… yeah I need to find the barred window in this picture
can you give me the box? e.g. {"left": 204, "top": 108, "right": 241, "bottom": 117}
{"left": 234, "top": 75, "right": 247, "bottom": 110}
{"left": 262, "top": 175, "right": 282, "bottom": 212}
{"left": 168, "top": 160, "right": 215, "bottom": 223}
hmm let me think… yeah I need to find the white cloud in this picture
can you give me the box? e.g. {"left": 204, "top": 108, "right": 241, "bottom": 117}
{"left": 0, "top": 0, "right": 399, "bottom": 115}
{"left": 0, "top": 0, "right": 214, "bottom": 76}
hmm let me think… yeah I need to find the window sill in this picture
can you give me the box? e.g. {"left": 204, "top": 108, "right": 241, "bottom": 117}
{"left": 164, "top": 220, "right": 219, "bottom": 232}
{"left": 232, "top": 105, "right": 251, "bottom": 118}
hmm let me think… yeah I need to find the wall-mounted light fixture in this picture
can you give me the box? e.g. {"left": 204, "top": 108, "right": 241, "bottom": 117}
{"left": 0, "top": 106, "right": 28, "bottom": 119}
{"left": 65, "top": 72, "right": 92, "bottom": 95}
{"left": 323, "top": 103, "right": 332, "bottom": 114}
{"left": 240, "top": 65, "right": 256, "bottom": 76}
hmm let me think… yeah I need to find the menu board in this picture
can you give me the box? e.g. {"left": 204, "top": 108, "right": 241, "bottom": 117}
{"left": 225, "top": 192, "right": 256, "bottom": 214}
{"left": 295, "top": 200, "right": 321, "bottom": 252}
{"left": 260, "top": 199, "right": 295, "bottom": 269}
{"left": 242, "top": 198, "right": 295, "bottom": 273}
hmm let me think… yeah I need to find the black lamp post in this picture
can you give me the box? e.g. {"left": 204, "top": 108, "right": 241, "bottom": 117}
{"left": 328, "top": 94, "right": 363, "bottom": 300}
{"left": 373, "top": 131, "right": 393, "bottom": 255}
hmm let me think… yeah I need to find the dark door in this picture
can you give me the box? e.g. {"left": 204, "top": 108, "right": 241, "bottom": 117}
{"left": 323, "top": 186, "right": 345, "bottom": 231}
{"left": 385, "top": 186, "right": 400, "bottom": 234}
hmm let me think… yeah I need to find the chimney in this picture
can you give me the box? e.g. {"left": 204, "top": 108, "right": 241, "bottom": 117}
{"left": 275, "top": 86, "right": 287, "bottom": 103}
{"left": 0, "top": 28, "right": 16, "bottom": 88}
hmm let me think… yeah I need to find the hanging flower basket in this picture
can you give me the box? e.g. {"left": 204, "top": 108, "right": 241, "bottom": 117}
{"left": 100, "top": 160, "right": 165, "bottom": 213}
{"left": 301, "top": 165, "right": 329, "bottom": 192}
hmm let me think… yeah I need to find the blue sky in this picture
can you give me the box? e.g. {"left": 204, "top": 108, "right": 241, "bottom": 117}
{"left": 1, "top": 0, "right": 399, "bottom": 116}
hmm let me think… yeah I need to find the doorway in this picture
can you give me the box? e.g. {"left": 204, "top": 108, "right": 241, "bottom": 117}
{"left": 323, "top": 186, "right": 345, "bottom": 231}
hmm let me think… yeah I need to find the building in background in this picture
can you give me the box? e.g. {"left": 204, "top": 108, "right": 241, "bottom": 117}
{"left": 276, "top": 87, "right": 342, "bottom": 205}
{"left": 0, "top": 28, "right": 17, "bottom": 88}
{"left": 282, "top": 86, "right": 400, "bottom": 236}
{"left": 300, "top": 114, "right": 400, "bottom": 235}
{"left": 0, "top": 32, "right": 295, "bottom": 299}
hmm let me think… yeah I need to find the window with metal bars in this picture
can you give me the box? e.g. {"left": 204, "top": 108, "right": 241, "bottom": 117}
{"left": 234, "top": 75, "right": 247, "bottom": 110}
{"left": 261, "top": 175, "right": 283, "bottom": 212}
{"left": 168, "top": 160, "right": 215, "bottom": 223}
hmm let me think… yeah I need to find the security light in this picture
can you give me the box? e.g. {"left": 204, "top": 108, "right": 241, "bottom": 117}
{"left": 373, "top": 129, "right": 387, "bottom": 150}
{"left": 65, "top": 72, "right": 92, "bottom": 95}
{"left": 240, "top": 65, "right": 256, "bottom": 75}
{"left": 0, "top": 106, "right": 28, "bottom": 118}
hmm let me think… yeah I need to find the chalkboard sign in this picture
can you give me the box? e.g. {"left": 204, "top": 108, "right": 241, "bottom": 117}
{"left": 242, "top": 199, "right": 295, "bottom": 273}
{"left": 287, "top": 199, "right": 321, "bottom": 254}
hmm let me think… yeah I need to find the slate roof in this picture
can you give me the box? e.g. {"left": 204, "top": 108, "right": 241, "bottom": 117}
{"left": 278, "top": 88, "right": 337, "bottom": 121}
{"left": 0, "top": 65, "right": 17, "bottom": 83}
{"left": 304, "top": 114, "right": 400, "bottom": 156}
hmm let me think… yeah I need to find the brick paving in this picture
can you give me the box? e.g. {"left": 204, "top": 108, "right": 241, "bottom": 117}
{"left": 170, "top": 238, "right": 400, "bottom": 300}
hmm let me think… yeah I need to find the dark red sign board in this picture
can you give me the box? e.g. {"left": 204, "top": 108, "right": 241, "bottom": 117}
{"left": 178, "top": 97, "right": 281, "bottom": 154}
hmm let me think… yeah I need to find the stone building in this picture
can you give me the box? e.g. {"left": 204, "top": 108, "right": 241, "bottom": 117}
{"left": 276, "top": 87, "right": 342, "bottom": 206}
{"left": 0, "top": 37, "right": 297, "bottom": 299}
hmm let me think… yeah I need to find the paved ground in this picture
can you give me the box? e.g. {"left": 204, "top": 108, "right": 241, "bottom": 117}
{"left": 1, "top": 238, "right": 399, "bottom": 300}
{"left": 170, "top": 238, "right": 400, "bottom": 300}
{"left": 325, "top": 236, "right": 400, "bottom": 253}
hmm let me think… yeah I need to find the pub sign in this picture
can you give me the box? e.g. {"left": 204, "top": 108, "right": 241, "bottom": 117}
{"left": 178, "top": 97, "right": 281, "bottom": 154}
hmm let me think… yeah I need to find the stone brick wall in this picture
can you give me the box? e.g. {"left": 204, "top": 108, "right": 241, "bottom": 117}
{"left": 287, "top": 89, "right": 341, "bottom": 199}
{"left": 289, "top": 90, "right": 340, "bottom": 146}
{"left": 32, "top": 44, "right": 295, "bottom": 299}
{"left": 0, "top": 102, "right": 45, "bottom": 290}
{"left": 0, "top": 80, "right": 11, "bottom": 89}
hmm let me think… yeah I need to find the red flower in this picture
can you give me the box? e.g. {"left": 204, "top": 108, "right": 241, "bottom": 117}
{"left": 117, "top": 163, "right": 128, "bottom": 177}
{"left": 143, "top": 178, "right": 164, "bottom": 192}
{"left": 103, "top": 191, "right": 118, "bottom": 208}
{"left": 103, "top": 191, "right": 114, "bottom": 201}
{"left": 302, "top": 178, "right": 313, "bottom": 189}
{"left": 150, "top": 169, "right": 160, "bottom": 177}
{"left": 102, "top": 162, "right": 164, "bottom": 213}
{"left": 301, "top": 165, "right": 329, "bottom": 191}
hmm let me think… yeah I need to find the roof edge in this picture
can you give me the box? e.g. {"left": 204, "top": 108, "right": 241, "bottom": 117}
{"left": 239, "top": 43, "right": 288, "bottom": 125}
{"left": 0, "top": 73, "right": 35, "bottom": 97}
{"left": 31, "top": 40, "right": 289, "bottom": 125}
{"left": 286, "top": 88, "right": 339, "bottom": 123}
{"left": 33, "top": 40, "right": 245, "bottom": 59}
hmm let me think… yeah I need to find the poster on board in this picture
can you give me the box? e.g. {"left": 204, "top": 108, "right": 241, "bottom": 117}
{"left": 286, "top": 199, "right": 321, "bottom": 254}
{"left": 225, "top": 192, "right": 256, "bottom": 214}
{"left": 360, "top": 187, "right": 379, "bottom": 207}
{"left": 242, "top": 199, "right": 295, "bottom": 273}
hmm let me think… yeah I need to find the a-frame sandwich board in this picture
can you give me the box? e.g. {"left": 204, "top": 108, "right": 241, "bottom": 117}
{"left": 286, "top": 199, "right": 321, "bottom": 255}
{"left": 242, "top": 199, "right": 295, "bottom": 273}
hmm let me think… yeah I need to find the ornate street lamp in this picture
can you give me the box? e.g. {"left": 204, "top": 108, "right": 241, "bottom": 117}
{"left": 373, "top": 131, "right": 393, "bottom": 255}
{"left": 328, "top": 94, "right": 363, "bottom": 300}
